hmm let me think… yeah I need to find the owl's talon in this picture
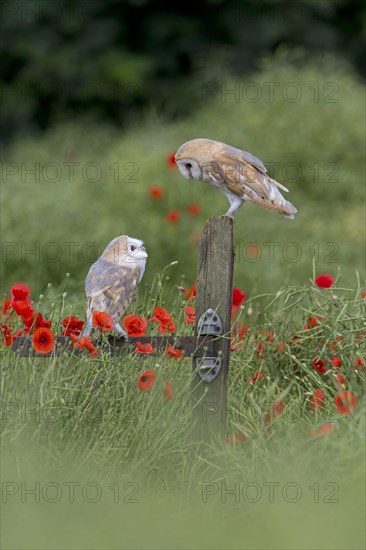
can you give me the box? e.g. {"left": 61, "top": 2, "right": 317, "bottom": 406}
{"left": 114, "top": 322, "right": 128, "bottom": 340}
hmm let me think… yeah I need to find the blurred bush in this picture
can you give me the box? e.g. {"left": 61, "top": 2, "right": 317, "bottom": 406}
{"left": 1, "top": 56, "right": 364, "bottom": 302}
{"left": 1, "top": 0, "right": 365, "bottom": 142}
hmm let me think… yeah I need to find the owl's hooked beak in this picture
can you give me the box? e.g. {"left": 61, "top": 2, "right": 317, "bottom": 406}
{"left": 136, "top": 245, "right": 148, "bottom": 259}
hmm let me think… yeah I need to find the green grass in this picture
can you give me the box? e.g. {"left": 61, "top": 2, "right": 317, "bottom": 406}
{"left": 1, "top": 281, "right": 365, "bottom": 549}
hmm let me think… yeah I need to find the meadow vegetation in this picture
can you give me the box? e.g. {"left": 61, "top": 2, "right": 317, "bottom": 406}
{"left": 1, "top": 57, "right": 365, "bottom": 549}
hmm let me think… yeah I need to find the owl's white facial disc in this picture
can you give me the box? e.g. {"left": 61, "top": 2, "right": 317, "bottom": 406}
{"left": 176, "top": 159, "right": 202, "bottom": 181}
{"left": 126, "top": 237, "right": 148, "bottom": 261}
{"left": 125, "top": 237, "right": 148, "bottom": 281}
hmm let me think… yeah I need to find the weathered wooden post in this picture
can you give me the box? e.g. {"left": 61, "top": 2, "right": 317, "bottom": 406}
{"left": 192, "top": 216, "right": 234, "bottom": 443}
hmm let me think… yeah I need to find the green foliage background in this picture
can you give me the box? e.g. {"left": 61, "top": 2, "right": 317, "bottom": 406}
{"left": 1, "top": 56, "right": 364, "bottom": 305}
{"left": 1, "top": 0, "right": 365, "bottom": 141}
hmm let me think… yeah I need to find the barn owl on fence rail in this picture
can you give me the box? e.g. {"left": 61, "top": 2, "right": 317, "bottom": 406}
{"left": 82, "top": 235, "right": 147, "bottom": 337}
{"left": 175, "top": 138, "right": 297, "bottom": 219}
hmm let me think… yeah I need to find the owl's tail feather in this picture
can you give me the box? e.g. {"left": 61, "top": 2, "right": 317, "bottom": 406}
{"left": 270, "top": 177, "right": 289, "bottom": 193}
{"left": 269, "top": 178, "right": 297, "bottom": 218}
{"left": 244, "top": 183, "right": 297, "bottom": 219}
{"left": 257, "top": 197, "right": 297, "bottom": 219}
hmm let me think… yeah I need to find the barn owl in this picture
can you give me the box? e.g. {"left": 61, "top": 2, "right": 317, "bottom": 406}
{"left": 175, "top": 138, "right": 297, "bottom": 218}
{"left": 82, "top": 235, "right": 147, "bottom": 337}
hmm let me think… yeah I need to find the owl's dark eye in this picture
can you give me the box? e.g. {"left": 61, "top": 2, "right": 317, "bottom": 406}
{"left": 130, "top": 245, "right": 136, "bottom": 252}
{"left": 185, "top": 163, "right": 192, "bottom": 169}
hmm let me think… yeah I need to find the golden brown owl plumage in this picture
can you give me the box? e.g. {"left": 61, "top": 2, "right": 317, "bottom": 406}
{"left": 82, "top": 235, "right": 147, "bottom": 337}
{"left": 175, "top": 138, "right": 297, "bottom": 218}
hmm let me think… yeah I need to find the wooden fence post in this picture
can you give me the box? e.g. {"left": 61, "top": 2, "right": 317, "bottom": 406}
{"left": 192, "top": 216, "right": 234, "bottom": 443}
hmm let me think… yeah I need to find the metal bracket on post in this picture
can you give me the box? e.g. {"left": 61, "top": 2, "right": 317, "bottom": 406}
{"left": 196, "top": 308, "right": 223, "bottom": 383}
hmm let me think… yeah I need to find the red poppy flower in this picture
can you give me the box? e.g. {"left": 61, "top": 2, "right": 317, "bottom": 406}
{"left": 276, "top": 341, "right": 286, "bottom": 352}
{"left": 185, "top": 285, "right": 196, "bottom": 300}
{"left": 163, "top": 381, "right": 174, "bottom": 399}
{"left": 225, "top": 430, "right": 246, "bottom": 445}
{"left": 137, "top": 370, "right": 157, "bottom": 391}
{"left": 35, "top": 313, "right": 51, "bottom": 329}
{"left": 310, "top": 388, "right": 325, "bottom": 410}
{"left": 150, "top": 308, "right": 176, "bottom": 334}
{"left": 264, "top": 400, "right": 284, "bottom": 431}
{"left": 134, "top": 342, "right": 154, "bottom": 354}
{"left": 187, "top": 203, "right": 201, "bottom": 216}
{"left": 360, "top": 290, "right": 366, "bottom": 299}
{"left": 184, "top": 306, "right": 195, "bottom": 324}
{"left": 92, "top": 311, "right": 113, "bottom": 332}
{"left": 10, "top": 283, "right": 30, "bottom": 300}
{"left": 273, "top": 400, "right": 284, "bottom": 416}
{"left": 32, "top": 327, "right": 55, "bottom": 354}
{"left": 256, "top": 341, "right": 265, "bottom": 360}
{"left": 0, "top": 323, "right": 15, "bottom": 346}
{"left": 315, "top": 274, "right": 335, "bottom": 288}
{"left": 123, "top": 315, "right": 147, "bottom": 337}
{"left": 266, "top": 331, "right": 275, "bottom": 343}
{"left": 232, "top": 288, "right": 247, "bottom": 308}
{"left": 149, "top": 186, "right": 164, "bottom": 199}
{"left": 12, "top": 300, "right": 33, "bottom": 317}
{"left": 334, "top": 373, "right": 346, "bottom": 385}
{"left": 22, "top": 309, "right": 36, "bottom": 330}
{"left": 157, "top": 320, "right": 175, "bottom": 334}
{"left": 312, "top": 357, "right": 326, "bottom": 374}
{"left": 329, "top": 336, "right": 343, "bottom": 351}
{"left": 308, "top": 423, "right": 335, "bottom": 437}
{"left": 150, "top": 307, "right": 172, "bottom": 325}
{"left": 335, "top": 391, "right": 357, "bottom": 415}
{"left": 61, "top": 316, "right": 84, "bottom": 337}
{"left": 231, "top": 323, "right": 248, "bottom": 351}
{"left": 249, "top": 371, "right": 264, "bottom": 384}
{"left": 75, "top": 336, "right": 99, "bottom": 358}
{"left": 166, "top": 152, "right": 177, "bottom": 169}
{"left": 2, "top": 298, "right": 12, "bottom": 317}
{"left": 332, "top": 356, "right": 342, "bottom": 368}
{"left": 247, "top": 243, "right": 260, "bottom": 256}
{"left": 24, "top": 312, "right": 51, "bottom": 334}
{"left": 166, "top": 344, "right": 184, "bottom": 360}
{"left": 166, "top": 210, "right": 181, "bottom": 223}
{"left": 308, "top": 315, "right": 323, "bottom": 328}
{"left": 353, "top": 358, "right": 365, "bottom": 370}
{"left": 69, "top": 333, "right": 78, "bottom": 346}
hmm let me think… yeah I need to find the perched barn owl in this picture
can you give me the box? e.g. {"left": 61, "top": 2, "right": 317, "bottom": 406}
{"left": 82, "top": 235, "right": 147, "bottom": 337}
{"left": 175, "top": 138, "right": 297, "bottom": 218}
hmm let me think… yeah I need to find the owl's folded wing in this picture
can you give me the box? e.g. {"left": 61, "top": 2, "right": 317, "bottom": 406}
{"left": 85, "top": 259, "right": 122, "bottom": 297}
{"left": 228, "top": 145, "right": 267, "bottom": 174}
{"left": 219, "top": 150, "right": 297, "bottom": 218}
{"left": 85, "top": 258, "right": 140, "bottom": 302}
